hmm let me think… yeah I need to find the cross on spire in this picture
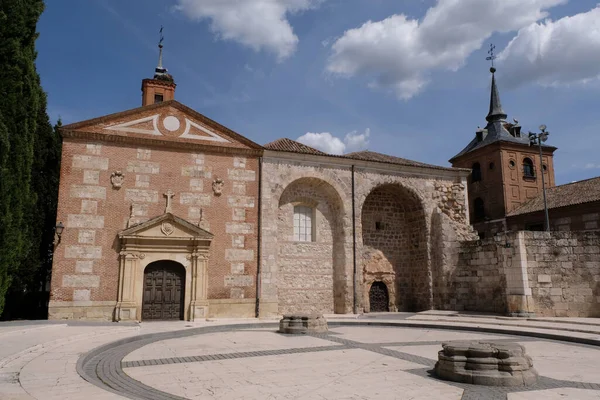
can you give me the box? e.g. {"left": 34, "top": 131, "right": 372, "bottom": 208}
{"left": 486, "top": 43, "right": 497, "bottom": 72}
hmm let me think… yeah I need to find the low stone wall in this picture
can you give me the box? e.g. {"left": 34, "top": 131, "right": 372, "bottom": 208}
{"left": 436, "top": 229, "right": 600, "bottom": 318}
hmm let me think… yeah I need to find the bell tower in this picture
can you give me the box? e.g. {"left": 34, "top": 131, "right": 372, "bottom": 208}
{"left": 141, "top": 26, "right": 176, "bottom": 106}
{"left": 449, "top": 45, "right": 557, "bottom": 237}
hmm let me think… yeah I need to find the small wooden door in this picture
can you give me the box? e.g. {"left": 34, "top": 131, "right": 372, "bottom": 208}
{"left": 142, "top": 261, "right": 185, "bottom": 321}
{"left": 369, "top": 282, "right": 390, "bottom": 312}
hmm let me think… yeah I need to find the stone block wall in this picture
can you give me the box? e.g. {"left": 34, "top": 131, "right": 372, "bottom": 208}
{"left": 523, "top": 231, "right": 600, "bottom": 317}
{"left": 437, "top": 229, "right": 600, "bottom": 318}
{"left": 276, "top": 178, "right": 344, "bottom": 315}
{"left": 260, "top": 152, "right": 471, "bottom": 317}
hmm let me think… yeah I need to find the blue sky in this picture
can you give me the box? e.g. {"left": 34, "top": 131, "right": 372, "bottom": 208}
{"left": 37, "top": 0, "right": 600, "bottom": 185}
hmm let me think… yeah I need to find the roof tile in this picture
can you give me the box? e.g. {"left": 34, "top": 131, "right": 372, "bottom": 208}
{"left": 508, "top": 176, "right": 600, "bottom": 216}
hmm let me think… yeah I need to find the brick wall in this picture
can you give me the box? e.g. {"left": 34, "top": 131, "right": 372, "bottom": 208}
{"left": 50, "top": 137, "right": 259, "bottom": 320}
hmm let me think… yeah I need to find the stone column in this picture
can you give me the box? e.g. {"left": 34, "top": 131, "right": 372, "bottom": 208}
{"left": 115, "top": 251, "right": 139, "bottom": 321}
{"left": 189, "top": 249, "right": 209, "bottom": 321}
{"left": 504, "top": 232, "right": 535, "bottom": 317}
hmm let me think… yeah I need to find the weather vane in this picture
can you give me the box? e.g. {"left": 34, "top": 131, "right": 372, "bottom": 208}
{"left": 486, "top": 43, "right": 496, "bottom": 71}
{"left": 159, "top": 25, "right": 164, "bottom": 48}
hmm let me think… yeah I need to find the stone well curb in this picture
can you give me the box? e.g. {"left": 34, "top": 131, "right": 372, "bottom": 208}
{"left": 76, "top": 319, "right": 600, "bottom": 399}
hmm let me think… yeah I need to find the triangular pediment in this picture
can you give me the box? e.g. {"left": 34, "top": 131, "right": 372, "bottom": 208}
{"left": 119, "top": 213, "right": 213, "bottom": 240}
{"left": 61, "top": 100, "right": 262, "bottom": 151}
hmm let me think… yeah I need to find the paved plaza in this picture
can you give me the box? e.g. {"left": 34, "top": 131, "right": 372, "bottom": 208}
{"left": 1, "top": 313, "right": 600, "bottom": 399}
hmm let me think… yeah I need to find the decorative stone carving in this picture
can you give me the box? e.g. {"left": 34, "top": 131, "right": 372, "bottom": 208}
{"left": 279, "top": 314, "right": 328, "bottom": 334}
{"left": 435, "top": 341, "right": 538, "bottom": 386}
{"left": 161, "top": 222, "right": 174, "bottom": 236}
{"left": 164, "top": 189, "right": 175, "bottom": 213}
{"left": 212, "top": 178, "right": 224, "bottom": 196}
{"left": 110, "top": 171, "right": 125, "bottom": 189}
{"left": 139, "top": 253, "right": 146, "bottom": 259}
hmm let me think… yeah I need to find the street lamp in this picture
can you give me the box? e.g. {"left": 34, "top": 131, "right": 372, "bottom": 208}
{"left": 528, "top": 126, "right": 550, "bottom": 232}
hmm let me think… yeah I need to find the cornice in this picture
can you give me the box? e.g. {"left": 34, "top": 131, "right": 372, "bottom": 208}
{"left": 62, "top": 130, "right": 263, "bottom": 157}
{"left": 263, "top": 150, "right": 469, "bottom": 180}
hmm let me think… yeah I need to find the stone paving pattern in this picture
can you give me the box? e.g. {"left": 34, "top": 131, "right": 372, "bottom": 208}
{"left": 2, "top": 314, "right": 600, "bottom": 399}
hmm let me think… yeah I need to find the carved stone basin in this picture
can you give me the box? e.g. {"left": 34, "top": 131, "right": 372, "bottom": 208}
{"left": 435, "top": 341, "right": 538, "bottom": 386}
{"left": 278, "top": 314, "right": 328, "bottom": 334}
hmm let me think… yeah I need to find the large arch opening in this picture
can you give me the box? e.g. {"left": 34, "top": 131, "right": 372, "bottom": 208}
{"left": 142, "top": 260, "right": 186, "bottom": 321}
{"left": 276, "top": 177, "right": 347, "bottom": 315}
{"left": 361, "top": 184, "right": 428, "bottom": 312}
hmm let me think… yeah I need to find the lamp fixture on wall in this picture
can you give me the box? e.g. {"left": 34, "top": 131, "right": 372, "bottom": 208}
{"left": 54, "top": 222, "right": 64, "bottom": 247}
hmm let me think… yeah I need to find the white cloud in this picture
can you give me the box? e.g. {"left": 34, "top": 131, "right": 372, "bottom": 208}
{"left": 498, "top": 6, "right": 600, "bottom": 87}
{"left": 344, "top": 128, "right": 370, "bottom": 153}
{"left": 326, "top": 0, "right": 565, "bottom": 99}
{"left": 297, "top": 128, "right": 370, "bottom": 154}
{"left": 176, "top": 0, "right": 324, "bottom": 61}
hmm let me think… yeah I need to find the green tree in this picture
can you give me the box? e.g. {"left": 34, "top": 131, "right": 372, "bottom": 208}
{"left": 0, "top": 0, "right": 53, "bottom": 317}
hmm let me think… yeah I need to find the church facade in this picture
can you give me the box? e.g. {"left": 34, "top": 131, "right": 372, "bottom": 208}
{"left": 48, "top": 53, "right": 474, "bottom": 321}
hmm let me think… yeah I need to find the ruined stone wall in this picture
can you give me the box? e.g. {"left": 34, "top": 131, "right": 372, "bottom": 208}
{"left": 523, "top": 231, "right": 600, "bottom": 317}
{"left": 438, "top": 230, "right": 600, "bottom": 317}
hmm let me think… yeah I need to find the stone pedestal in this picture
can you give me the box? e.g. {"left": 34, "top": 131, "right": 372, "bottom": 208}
{"left": 279, "top": 314, "right": 328, "bottom": 334}
{"left": 435, "top": 341, "right": 538, "bottom": 386}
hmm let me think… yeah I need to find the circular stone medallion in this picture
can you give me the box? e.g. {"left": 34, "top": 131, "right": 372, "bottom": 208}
{"left": 163, "top": 116, "right": 181, "bottom": 132}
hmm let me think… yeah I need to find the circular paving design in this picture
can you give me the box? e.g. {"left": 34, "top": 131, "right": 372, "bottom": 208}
{"left": 77, "top": 322, "right": 600, "bottom": 400}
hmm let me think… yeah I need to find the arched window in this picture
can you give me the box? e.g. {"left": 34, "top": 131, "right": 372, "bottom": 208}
{"left": 293, "top": 205, "right": 314, "bottom": 242}
{"left": 473, "top": 198, "right": 485, "bottom": 221}
{"left": 471, "top": 162, "right": 482, "bottom": 183}
{"left": 523, "top": 158, "right": 535, "bottom": 178}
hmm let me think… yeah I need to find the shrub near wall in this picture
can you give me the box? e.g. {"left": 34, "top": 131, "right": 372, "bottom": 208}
{"left": 525, "top": 231, "right": 600, "bottom": 317}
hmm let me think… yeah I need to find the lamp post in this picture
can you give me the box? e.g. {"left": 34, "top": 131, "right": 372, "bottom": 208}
{"left": 528, "top": 126, "right": 550, "bottom": 232}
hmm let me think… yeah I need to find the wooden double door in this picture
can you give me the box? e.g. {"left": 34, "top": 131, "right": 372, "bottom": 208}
{"left": 142, "top": 261, "right": 185, "bottom": 321}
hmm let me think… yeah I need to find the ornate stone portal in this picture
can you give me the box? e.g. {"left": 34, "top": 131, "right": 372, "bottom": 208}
{"left": 116, "top": 213, "right": 213, "bottom": 322}
{"left": 435, "top": 341, "right": 538, "bottom": 386}
{"left": 279, "top": 314, "right": 328, "bottom": 334}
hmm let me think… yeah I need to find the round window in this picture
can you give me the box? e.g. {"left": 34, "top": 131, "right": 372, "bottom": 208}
{"left": 489, "top": 162, "right": 495, "bottom": 170}
{"left": 543, "top": 164, "right": 548, "bottom": 171}
{"left": 509, "top": 160, "right": 516, "bottom": 168}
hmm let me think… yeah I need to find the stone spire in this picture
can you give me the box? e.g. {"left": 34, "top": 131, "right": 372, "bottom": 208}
{"left": 486, "top": 67, "right": 507, "bottom": 123}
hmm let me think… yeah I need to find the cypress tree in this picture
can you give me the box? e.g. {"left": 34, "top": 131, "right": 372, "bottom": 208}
{"left": 0, "top": 0, "right": 49, "bottom": 317}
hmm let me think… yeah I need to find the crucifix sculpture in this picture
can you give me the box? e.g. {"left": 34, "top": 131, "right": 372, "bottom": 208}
{"left": 164, "top": 189, "right": 175, "bottom": 213}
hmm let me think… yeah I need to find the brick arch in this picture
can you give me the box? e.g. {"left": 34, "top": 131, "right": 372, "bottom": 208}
{"left": 275, "top": 177, "right": 349, "bottom": 314}
{"left": 359, "top": 182, "right": 431, "bottom": 312}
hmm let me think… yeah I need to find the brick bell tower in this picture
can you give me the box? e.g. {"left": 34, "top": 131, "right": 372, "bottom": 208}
{"left": 449, "top": 50, "right": 557, "bottom": 237}
{"left": 141, "top": 27, "right": 176, "bottom": 106}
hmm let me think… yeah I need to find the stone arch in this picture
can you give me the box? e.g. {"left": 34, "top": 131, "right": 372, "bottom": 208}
{"left": 360, "top": 183, "right": 430, "bottom": 312}
{"left": 276, "top": 177, "right": 348, "bottom": 314}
